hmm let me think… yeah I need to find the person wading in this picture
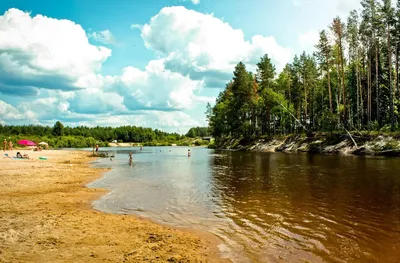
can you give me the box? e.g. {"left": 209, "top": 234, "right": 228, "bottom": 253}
{"left": 129, "top": 152, "right": 133, "bottom": 166}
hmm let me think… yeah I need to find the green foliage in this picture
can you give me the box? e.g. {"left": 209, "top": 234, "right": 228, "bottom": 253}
{"left": 193, "top": 140, "right": 209, "bottom": 146}
{"left": 0, "top": 121, "right": 188, "bottom": 148}
{"left": 207, "top": 0, "right": 400, "bottom": 140}
{"left": 186, "top": 127, "right": 209, "bottom": 138}
{"left": 52, "top": 121, "right": 64, "bottom": 136}
{"left": 371, "top": 140, "right": 399, "bottom": 151}
{"left": 382, "top": 140, "right": 399, "bottom": 150}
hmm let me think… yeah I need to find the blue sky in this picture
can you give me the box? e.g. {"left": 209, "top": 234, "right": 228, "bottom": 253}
{"left": 0, "top": 0, "right": 360, "bottom": 133}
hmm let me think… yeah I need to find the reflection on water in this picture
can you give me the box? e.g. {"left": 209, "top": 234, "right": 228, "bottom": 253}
{"left": 88, "top": 147, "right": 400, "bottom": 263}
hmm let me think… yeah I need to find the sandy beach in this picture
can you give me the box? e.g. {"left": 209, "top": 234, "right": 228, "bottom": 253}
{"left": 0, "top": 149, "right": 224, "bottom": 262}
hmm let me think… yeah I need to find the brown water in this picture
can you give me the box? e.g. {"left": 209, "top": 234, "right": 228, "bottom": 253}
{"left": 89, "top": 147, "right": 400, "bottom": 262}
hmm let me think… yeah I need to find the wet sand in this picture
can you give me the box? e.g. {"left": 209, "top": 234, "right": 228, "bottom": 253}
{"left": 0, "top": 150, "right": 225, "bottom": 262}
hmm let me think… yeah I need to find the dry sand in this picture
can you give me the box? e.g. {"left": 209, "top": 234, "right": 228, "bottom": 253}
{"left": 0, "top": 149, "right": 226, "bottom": 263}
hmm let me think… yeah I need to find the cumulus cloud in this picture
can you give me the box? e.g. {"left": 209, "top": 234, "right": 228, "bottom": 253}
{"left": 141, "top": 6, "right": 292, "bottom": 87}
{"left": 1, "top": 98, "right": 200, "bottom": 132}
{"left": 19, "top": 97, "right": 71, "bottom": 121}
{"left": 0, "top": 6, "right": 292, "bottom": 132}
{"left": 0, "top": 8, "right": 111, "bottom": 96}
{"left": 67, "top": 88, "right": 127, "bottom": 114}
{"left": 88, "top": 29, "right": 116, "bottom": 45}
{"left": 112, "top": 59, "right": 204, "bottom": 111}
{"left": 0, "top": 100, "right": 37, "bottom": 124}
{"left": 298, "top": 30, "right": 319, "bottom": 53}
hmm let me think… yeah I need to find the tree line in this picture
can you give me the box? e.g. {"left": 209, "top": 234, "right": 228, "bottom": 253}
{"left": 0, "top": 121, "right": 186, "bottom": 147}
{"left": 185, "top": 127, "right": 209, "bottom": 138}
{"left": 207, "top": 0, "right": 400, "bottom": 139}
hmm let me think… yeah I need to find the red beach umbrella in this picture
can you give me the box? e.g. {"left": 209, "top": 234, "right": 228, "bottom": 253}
{"left": 18, "top": 140, "right": 36, "bottom": 146}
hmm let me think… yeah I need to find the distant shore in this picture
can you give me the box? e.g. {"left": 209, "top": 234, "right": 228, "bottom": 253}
{"left": 108, "top": 142, "right": 136, "bottom": 147}
{"left": 107, "top": 142, "right": 209, "bottom": 147}
{"left": 0, "top": 149, "right": 225, "bottom": 262}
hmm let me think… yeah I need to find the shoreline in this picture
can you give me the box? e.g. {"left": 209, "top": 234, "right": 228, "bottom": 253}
{"left": 0, "top": 149, "right": 227, "bottom": 262}
{"left": 212, "top": 134, "right": 400, "bottom": 157}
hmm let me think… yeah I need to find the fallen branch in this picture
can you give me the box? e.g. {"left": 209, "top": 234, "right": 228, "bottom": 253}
{"left": 278, "top": 103, "right": 309, "bottom": 133}
{"left": 342, "top": 126, "right": 358, "bottom": 148}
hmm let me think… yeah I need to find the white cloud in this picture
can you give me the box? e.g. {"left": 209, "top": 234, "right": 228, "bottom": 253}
{"left": 88, "top": 29, "right": 116, "bottom": 45}
{"left": 3, "top": 97, "right": 200, "bottom": 133}
{"left": 130, "top": 24, "right": 143, "bottom": 30}
{"left": 0, "top": 100, "right": 37, "bottom": 123}
{"left": 0, "top": 8, "right": 111, "bottom": 96}
{"left": 19, "top": 97, "right": 71, "bottom": 121}
{"left": 0, "top": 6, "right": 293, "bottom": 132}
{"left": 67, "top": 88, "right": 128, "bottom": 114}
{"left": 141, "top": 6, "right": 292, "bottom": 84}
{"left": 0, "top": 100, "right": 26, "bottom": 120}
{"left": 180, "top": 0, "right": 201, "bottom": 5}
{"left": 113, "top": 59, "right": 205, "bottom": 111}
{"left": 298, "top": 30, "right": 319, "bottom": 53}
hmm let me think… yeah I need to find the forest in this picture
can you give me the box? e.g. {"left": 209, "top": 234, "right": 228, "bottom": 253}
{"left": 207, "top": 0, "right": 400, "bottom": 140}
{"left": 0, "top": 122, "right": 187, "bottom": 148}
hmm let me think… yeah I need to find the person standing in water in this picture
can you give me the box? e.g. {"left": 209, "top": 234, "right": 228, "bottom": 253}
{"left": 188, "top": 149, "right": 191, "bottom": 157}
{"left": 129, "top": 152, "right": 133, "bottom": 166}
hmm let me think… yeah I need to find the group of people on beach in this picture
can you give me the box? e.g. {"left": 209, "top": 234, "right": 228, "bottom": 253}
{"left": 3, "top": 139, "right": 13, "bottom": 151}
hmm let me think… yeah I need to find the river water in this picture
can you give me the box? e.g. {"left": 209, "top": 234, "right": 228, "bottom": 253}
{"left": 88, "top": 147, "right": 400, "bottom": 263}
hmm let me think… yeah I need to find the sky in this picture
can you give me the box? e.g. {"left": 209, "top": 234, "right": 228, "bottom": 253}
{"left": 0, "top": 0, "right": 361, "bottom": 133}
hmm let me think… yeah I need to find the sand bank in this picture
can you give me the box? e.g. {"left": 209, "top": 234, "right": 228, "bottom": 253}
{"left": 108, "top": 143, "right": 135, "bottom": 147}
{"left": 0, "top": 150, "right": 225, "bottom": 262}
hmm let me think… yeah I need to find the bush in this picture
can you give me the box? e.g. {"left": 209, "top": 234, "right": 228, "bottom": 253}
{"left": 207, "top": 142, "right": 215, "bottom": 149}
{"left": 382, "top": 140, "right": 399, "bottom": 151}
{"left": 194, "top": 140, "right": 209, "bottom": 146}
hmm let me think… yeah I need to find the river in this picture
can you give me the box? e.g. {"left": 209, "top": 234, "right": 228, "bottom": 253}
{"left": 87, "top": 146, "right": 400, "bottom": 263}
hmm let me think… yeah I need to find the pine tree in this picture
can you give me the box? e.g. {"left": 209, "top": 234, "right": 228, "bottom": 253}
{"left": 331, "top": 17, "right": 347, "bottom": 124}
{"left": 315, "top": 30, "right": 334, "bottom": 114}
{"left": 382, "top": 0, "right": 395, "bottom": 130}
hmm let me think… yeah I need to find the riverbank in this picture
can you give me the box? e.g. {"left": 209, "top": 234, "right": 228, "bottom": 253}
{"left": 0, "top": 150, "right": 224, "bottom": 262}
{"left": 213, "top": 133, "right": 400, "bottom": 157}
{"left": 108, "top": 138, "right": 209, "bottom": 147}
